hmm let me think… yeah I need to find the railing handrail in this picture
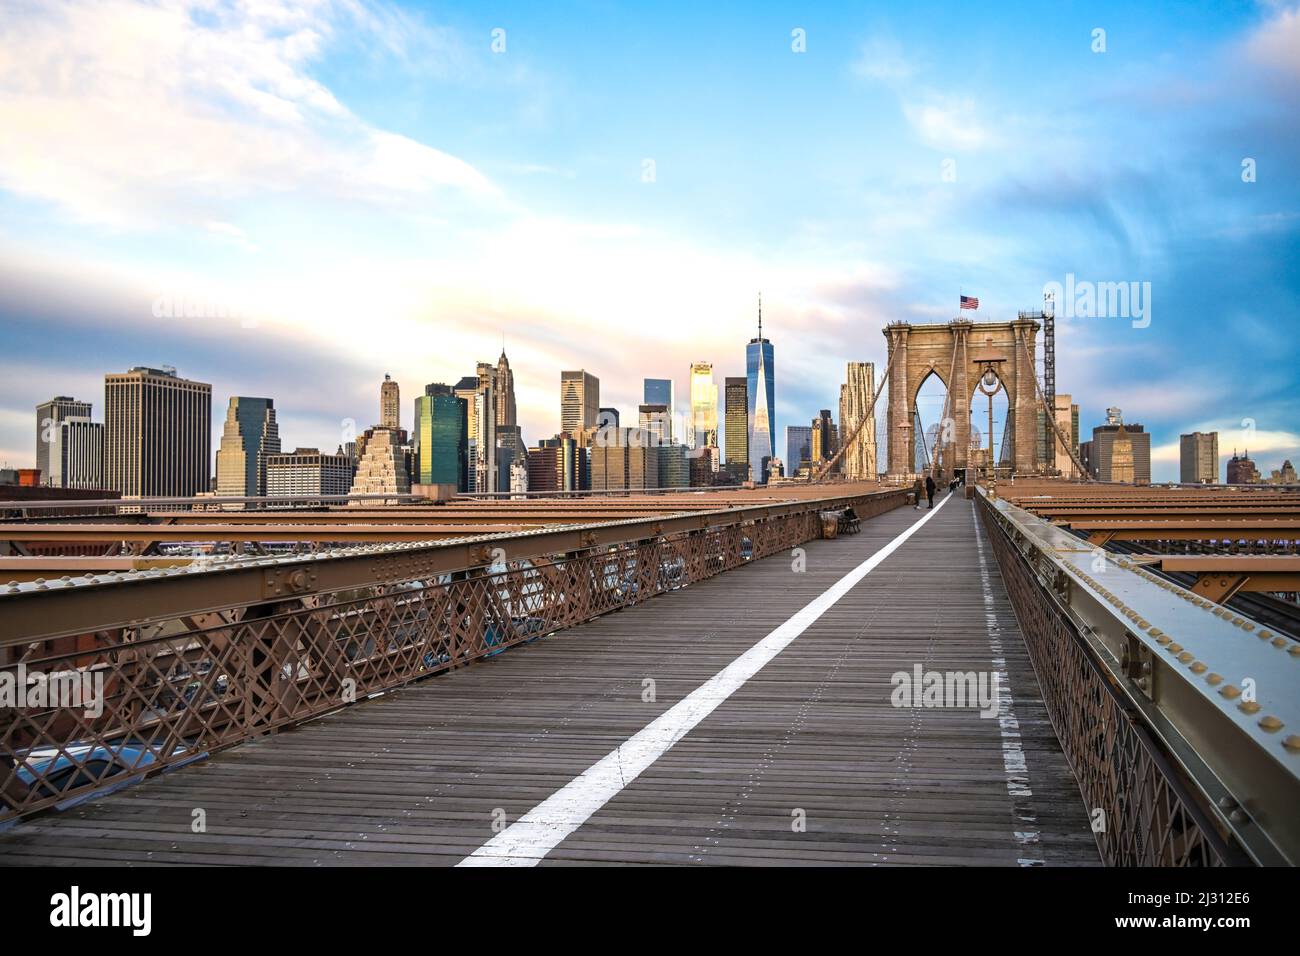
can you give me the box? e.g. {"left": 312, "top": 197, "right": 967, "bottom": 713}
{"left": 978, "top": 487, "right": 1300, "bottom": 865}
{"left": 0, "top": 489, "right": 907, "bottom": 646}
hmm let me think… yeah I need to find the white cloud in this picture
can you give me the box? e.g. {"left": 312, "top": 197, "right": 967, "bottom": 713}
{"left": 0, "top": 0, "right": 497, "bottom": 230}
{"left": 902, "top": 97, "right": 992, "bottom": 152}
{"left": 851, "top": 36, "right": 918, "bottom": 84}
{"left": 1244, "top": 3, "right": 1300, "bottom": 81}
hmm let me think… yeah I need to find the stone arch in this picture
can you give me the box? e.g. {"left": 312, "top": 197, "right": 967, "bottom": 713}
{"left": 883, "top": 317, "right": 1042, "bottom": 478}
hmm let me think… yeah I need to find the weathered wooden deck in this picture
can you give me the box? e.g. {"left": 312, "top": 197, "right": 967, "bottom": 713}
{"left": 0, "top": 494, "right": 1100, "bottom": 866}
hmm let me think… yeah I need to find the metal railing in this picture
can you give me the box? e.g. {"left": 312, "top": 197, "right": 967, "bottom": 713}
{"left": 0, "top": 488, "right": 906, "bottom": 821}
{"left": 977, "top": 489, "right": 1300, "bottom": 865}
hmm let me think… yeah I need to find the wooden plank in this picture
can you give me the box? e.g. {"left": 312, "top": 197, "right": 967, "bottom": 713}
{"left": 0, "top": 495, "right": 1098, "bottom": 867}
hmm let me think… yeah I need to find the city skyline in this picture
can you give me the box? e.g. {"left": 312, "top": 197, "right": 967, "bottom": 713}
{"left": 1, "top": 1, "right": 1297, "bottom": 482}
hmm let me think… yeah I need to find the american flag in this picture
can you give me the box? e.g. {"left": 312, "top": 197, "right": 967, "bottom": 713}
{"left": 960, "top": 295, "right": 979, "bottom": 310}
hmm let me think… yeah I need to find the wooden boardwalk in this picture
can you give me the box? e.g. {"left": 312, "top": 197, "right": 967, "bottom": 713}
{"left": 0, "top": 494, "right": 1100, "bottom": 866}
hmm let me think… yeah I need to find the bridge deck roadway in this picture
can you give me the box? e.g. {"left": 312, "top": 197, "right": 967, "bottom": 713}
{"left": 0, "top": 494, "right": 1100, "bottom": 866}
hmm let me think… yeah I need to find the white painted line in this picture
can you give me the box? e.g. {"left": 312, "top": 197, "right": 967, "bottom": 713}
{"left": 458, "top": 494, "right": 951, "bottom": 866}
{"left": 970, "top": 502, "right": 1044, "bottom": 866}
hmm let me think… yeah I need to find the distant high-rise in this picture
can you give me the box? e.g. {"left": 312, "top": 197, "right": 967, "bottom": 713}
{"left": 643, "top": 378, "right": 674, "bottom": 441}
{"left": 838, "top": 362, "right": 876, "bottom": 479}
{"left": 380, "top": 374, "right": 400, "bottom": 430}
{"left": 215, "top": 397, "right": 280, "bottom": 497}
{"left": 268, "top": 448, "right": 354, "bottom": 498}
{"left": 473, "top": 386, "right": 497, "bottom": 492}
{"left": 48, "top": 417, "right": 103, "bottom": 489}
{"left": 689, "top": 362, "right": 718, "bottom": 450}
{"left": 104, "top": 366, "right": 211, "bottom": 497}
{"left": 723, "top": 376, "right": 748, "bottom": 480}
{"left": 452, "top": 375, "right": 480, "bottom": 442}
{"left": 1037, "top": 393, "right": 1080, "bottom": 476}
{"left": 348, "top": 427, "right": 409, "bottom": 503}
{"left": 1085, "top": 410, "right": 1151, "bottom": 483}
{"left": 658, "top": 443, "right": 689, "bottom": 488}
{"left": 811, "top": 410, "right": 837, "bottom": 467}
{"left": 1267, "top": 460, "right": 1298, "bottom": 484}
{"left": 591, "top": 428, "right": 657, "bottom": 491}
{"left": 598, "top": 407, "right": 620, "bottom": 430}
{"left": 496, "top": 350, "right": 517, "bottom": 429}
{"left": 561, "top": 370, "right": 600, "bottom": 439}
{"left": 414, "top": 384, "right": 468, "bottom": 490}
{"left": 36, "top": 396, "right": 91, "bottom": 485}
{"left": 1180, "top": 431, "right": 1219, "bottom": 484}
{"left": 785, "top": 425, "right": 812, "bottom": 476}
{"left": 1226, "top": 450, "right": 1259, "bottom": 484}
{"left": 747, "top": 296, "right": 775, "bottom": 483}
{"left": 639, "top": 403, "right": 671, "bottom": 446}
{"left": 495, "top": 350, "right": 523, "bottom": 461}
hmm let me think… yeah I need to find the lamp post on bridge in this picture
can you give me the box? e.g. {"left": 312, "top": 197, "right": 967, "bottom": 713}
{"left": 976, "top": 360, "right": 1005, "bottom": 499}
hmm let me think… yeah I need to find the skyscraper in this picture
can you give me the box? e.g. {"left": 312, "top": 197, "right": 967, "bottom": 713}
{"left": 380, "top": 374, "right": 400, "bottom": 430}
{"left": 1180, "top": 431, "right": 1219, "bottom": 484}
{"left": 785, "top": 425, "right": 812, "bottom": 476}
{"left": 414, "top": 384, "right": 468, "bottom": 489}
{"left": 746, "top": 297, "right": 775, "bottom": 483}
{"left": 104, "top": 366, "right": 212, "bottom": 497}
{"left": 689, "top": 362, "right": 718, "bottom": 453}
{"left": 215, "top": 397, "right": 281, "bottom": 497}
{"left": 348, "top": 427, "right": 409, "bottom": 503}
{"left": 495, "top": 350, "right": 517, "bottom": 431}
{"left": 268, "top": 448, "right": 355, "bottom": 498}
{"left": 48, "top": 417, "right": 103, "bottom": 490}
{"left": 474, "top": 386, "right": 497, "bottom": 492}
{"left": 1085, "top": 409, "right": 1151, "bottom": 483}
{"left": 639, "top": 403, "right": 670, "bottom": 446}
{"left": 724, "top": 376, "right": 748, "bottom": 480}
{"left": 1226, "top": 450, "right": 1259, "bottom": 484}
{"left": 811, "top": 410, "right": 837, "bottom": 466}
{"left": 453, "top": 375, "right": 480, "bottom": 442}
{"left": 838, "top": 362, "right": 876, "bottom": 479}
{"left": 495, "top": 349, "right": 523, "bottom": 460}
{"left": 561, "top": 370, "right": 599, "bottom": 439}
{"left": 36, "top": 396, "right": 91, "bottom": 485}
{"left": 643, "top": 378, "right": 674, "bottom": 441}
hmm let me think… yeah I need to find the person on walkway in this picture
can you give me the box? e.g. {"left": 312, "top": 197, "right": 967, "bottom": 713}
{"left": 925, "top": 474, "right": 936, "bottom": 509}
{"left": 912, "top": 476, "right": 924, "bottom": 510}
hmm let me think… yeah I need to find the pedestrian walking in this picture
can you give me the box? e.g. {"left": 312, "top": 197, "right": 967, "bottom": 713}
{"left": 925, "top": 474, "right": 936, "bottom": 509}
{"left": 913, "top": 476, "right": 924, "bottom": 510}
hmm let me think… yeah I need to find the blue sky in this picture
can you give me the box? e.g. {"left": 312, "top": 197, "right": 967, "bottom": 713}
{"left": 0, "top": 0, "right": 1297, "bottom": 480}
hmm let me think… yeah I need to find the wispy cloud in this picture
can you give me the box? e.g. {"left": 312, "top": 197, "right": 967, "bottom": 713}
{"left": 0, "top": 0, "right": 498, "bottom": 230}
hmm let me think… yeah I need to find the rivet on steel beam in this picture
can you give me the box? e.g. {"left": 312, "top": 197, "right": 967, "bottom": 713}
{"left": 1220, "top": 685, "right": 1242, "bottom": 699}
{"left": 1283, "top": 735, "right": 1300, "bottom": 752}
{"left": 1239, "top": 700, "right": 1262, "bottom": 715}
{"left": 1273, "top": 637, "right": 1288, "bottom": 649}
{"left": 1190, "top": 662, "right": 1207, "bottom": 674}
{"left": 1167, "top": 643, "right": 1183, "bottom": 653}
{"left": 1177, "top": 652, "right": 1194, "bottom": 664}
{"left": 1156, "top": 636, "right": 1171, "bottom": 645}
{"left": 1259, "top": 715, "right": 1284, "bottom": 732}
{"left": 1206, "top": 673, "right": 1223, "bottom": 685}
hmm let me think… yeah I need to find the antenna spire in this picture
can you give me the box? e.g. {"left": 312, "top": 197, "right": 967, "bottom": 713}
{"left": 758, "top": 292, "right": 763, "bottom": 339}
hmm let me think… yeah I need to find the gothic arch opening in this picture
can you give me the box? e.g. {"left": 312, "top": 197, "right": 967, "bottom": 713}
{"left": 884, "top": 317, "right": 1043, "bottom": 478}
